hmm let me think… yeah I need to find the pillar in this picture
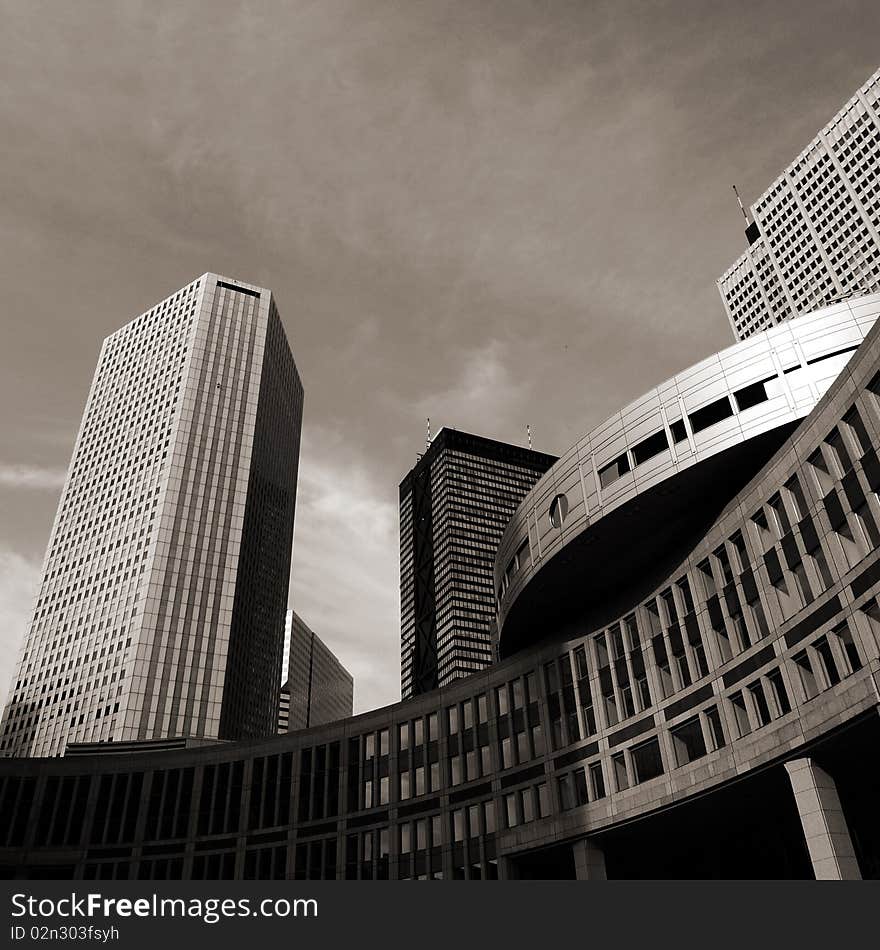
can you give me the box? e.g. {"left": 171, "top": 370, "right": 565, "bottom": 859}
{"left": 572, "top": 838, "right": 607, "bottom": 880}
{"left": 784, "top": 757, "right": 861, "bottom": 880}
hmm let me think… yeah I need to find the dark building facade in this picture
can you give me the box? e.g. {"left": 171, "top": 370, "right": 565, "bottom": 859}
{"left": 3, "top": 296, "right": 880, "bottom": 880}
{"left": 399, "top": 429, "right": 557, "bottom": 699}
{"left": 280, "top": 611, "right": 354, "bottom": 733}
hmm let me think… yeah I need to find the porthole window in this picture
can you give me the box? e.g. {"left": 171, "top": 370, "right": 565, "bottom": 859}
{"left": 549, "top": 493, "right": 569, "bottom": 528}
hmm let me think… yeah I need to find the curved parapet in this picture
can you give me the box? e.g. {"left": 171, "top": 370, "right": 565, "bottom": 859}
{"left": 496, "top": 293, "right": 880, "bottom": 657}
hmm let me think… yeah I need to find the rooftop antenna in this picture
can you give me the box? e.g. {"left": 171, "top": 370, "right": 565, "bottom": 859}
{"left": 526, "top": 424, "right": 532, "bottom": 451}
{"left": 426, "top": 417, "right": 431, "bottom": 452}
{"left": 732, "top": 184, "right": 750, "bottom": 225}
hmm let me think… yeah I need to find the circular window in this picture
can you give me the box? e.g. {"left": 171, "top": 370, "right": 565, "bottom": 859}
{"left": 549, "top": 493, "right": 569, "bottom": 528}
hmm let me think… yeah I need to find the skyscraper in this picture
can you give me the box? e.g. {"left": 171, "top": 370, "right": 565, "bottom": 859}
{"left": 719, "top": 67, "right": 880, "bottom": 340}
{"left": 0, "top": 274, "right": 303, "bottom": 757}
{"left": 399, "top": 428, "right": 557, "bottom": 699}
{"left": 278, "top": 609, "right": 353, "bottom": 732}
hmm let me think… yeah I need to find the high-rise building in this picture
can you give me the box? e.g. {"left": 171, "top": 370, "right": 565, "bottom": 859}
{"left": 399, "top": 428, "right": 557, "bottom": 699}
{"left": 0, "top": 274, "right": 303, "bottom": 757}
{"left": 278, "top": 609, "right": 353, "bottom": 732}
{"left": 719, "top": 67, "right": 880, "bottom": 340}
{"left": 6, "top": 296, "right": 880, "bottom": 880}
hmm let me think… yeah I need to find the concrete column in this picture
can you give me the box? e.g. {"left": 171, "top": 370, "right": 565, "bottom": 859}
{"left": 572, "top": 838, "right": 607, "bottom": 880}
{"left": 784, "top": 757, "right": 861, "bottom": 880}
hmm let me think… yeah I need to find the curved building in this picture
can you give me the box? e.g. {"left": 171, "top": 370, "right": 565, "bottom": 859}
{"left": 3, "top": 294, "right": 880, "bottom": 881}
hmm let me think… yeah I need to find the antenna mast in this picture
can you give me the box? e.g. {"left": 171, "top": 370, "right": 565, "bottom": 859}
{"left": 426, "top": 417, "right": 431, "bottom": 452}
{"left": 527, "top": 424, "right": 532, "bottom": 451}
{"left": 732, "top": 184, "right": 749, "bottom": 225}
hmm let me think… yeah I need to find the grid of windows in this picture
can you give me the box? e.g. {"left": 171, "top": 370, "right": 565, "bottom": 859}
{"left": 719, "top": 68, "right": 880, "bottom": 340}
{"left": 399, "top": 430, "right": 556, "bottom": 698}
{"left": 0, "top": 275, "right": 303, "bottom": 756}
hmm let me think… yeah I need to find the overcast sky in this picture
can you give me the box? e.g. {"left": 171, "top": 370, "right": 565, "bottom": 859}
{"left": 1, "top": 1, "right": 878, "bottom": 715}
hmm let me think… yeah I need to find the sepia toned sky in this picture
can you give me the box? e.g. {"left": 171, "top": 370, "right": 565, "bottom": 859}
{"left": 1, "top": 0, "right": 879, "bottom": 714}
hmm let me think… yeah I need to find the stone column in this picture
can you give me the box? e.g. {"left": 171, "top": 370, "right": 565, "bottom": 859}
{"left": 784, "top": 757, "right": 861, "bottom": 880}
{"left": 572, "top": 838, "right": 607, "bottom": 880}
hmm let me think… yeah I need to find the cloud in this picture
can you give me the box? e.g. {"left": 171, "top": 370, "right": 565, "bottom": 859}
{"left": 412, "top": 339, "right": 535, "bottom": 446}
{"left": 0, "top": 463, "right": 66, "bottom": 490}
{"left": 289, "top": 424, "right": 401, "bottom": 714}
{"left": 0, "top": 547, "right": 39, "bottom": 711}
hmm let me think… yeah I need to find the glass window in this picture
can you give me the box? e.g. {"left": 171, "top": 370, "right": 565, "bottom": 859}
{"left": 630, "top": 738, "right": 664, "bottom": 784}
{"left": 415, "top": 819, "right": 427, "bottom": 851}
{"left": 452, "top": 810, "right": 465, "bottom": 842}
{"left": 612, "top": 752, "right": 629, "bottom": 792}
{"left": 467, "top": 804, "right": 481, "bottom": 838}
{"left": 505, "top": 793, "right": 518, "bottom": 828}
{"left": 484, "top": 800, "right": 496, "bottom": 834}
{"left": 589, "top": 762, "right": 605, "bottom": 800}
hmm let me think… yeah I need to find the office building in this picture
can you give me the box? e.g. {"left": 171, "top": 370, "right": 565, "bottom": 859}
{"left": 399, "top": 429, "right": 557, "bottom": 699}
{"left": 719, "top": 67, "right": 880, "bottom": 339}
{"left": 0, "top": 274, "right": 303, "bottom": 757}
{"left": 278, "top": 609, "right": 353, "bottom": 732}
{"left": 3, "top": 295, "right": 880, "bottom": 879}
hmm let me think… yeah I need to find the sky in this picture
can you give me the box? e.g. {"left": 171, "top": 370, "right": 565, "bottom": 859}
{"left": 0, "top": 0, "right": 879, "bottom": 715}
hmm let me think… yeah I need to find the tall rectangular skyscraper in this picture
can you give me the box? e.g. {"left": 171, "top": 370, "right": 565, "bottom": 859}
{"left": 399, "top": 428, "right": 557, "bottom": 699}
{"left": 719, "top": 67, "right": 880, "bottom": 340}
{"left": 278, "top": 609, "right": 353, "bottom": 733}
{"left": 0, "top": 274, "right": 303, "bottom": 757}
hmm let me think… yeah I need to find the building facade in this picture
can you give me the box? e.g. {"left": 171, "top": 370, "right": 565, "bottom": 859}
{"left": 278, "top": 610, "right": 353, "bottom": 733}
{"left": 399, "top": 429, "right": 557, "bottom": 699}
{"left": 0, "top": 274, "right": 304, "bottom": 757}
{"left": 5, "top": 296, "right": 880, "bottom": 879}
{"left": 718, "top": 67, "right": 880, "bottom": 340}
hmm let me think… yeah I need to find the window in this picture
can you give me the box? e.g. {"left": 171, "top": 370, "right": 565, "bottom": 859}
{"left": 484, "top": 800, "right": 496, "bottom": 834}
{"left": 589, "top": 762, "right": 605, "bottom": 800}
{"left": 813, "top": 636, "right": 841, "bottom": 687}
{"left": 842, "top": 406, "right": 870, "bottom": 456}
{"left": 704, "top": 705, "right": 725, "bottom": 750}
{"left": 451, "top": 810, "right": 465, "bottom": 842}
{"left": 730, "top": 691, "right": 751, "bottom": 737}
{"left": 824, "top": 427, "right": 852, "bottom": 476}
{"left": 689, "top": 396, "right": 734, "bottom": 433}
{"left": 632, "top": 430, "right": 669, "bottom": 465}
{"left": 747, "top": 680, "right": 772, "bottom": 727}
{"left": 598, "top": 452, "right": 631, "bottom": 489}
{"left": 612, "top": 752, "right": 629, "bottom": 792}
{"left": 670, "top": 419, "right": 688, "bottom": 444}
{"left": 734, "top": 380, "right": 770, "bottom": 412}
{"left": 505, "top": 793, "right": 518, "bottom": 828}
{"left": 671, "top": 716, "right": 707, "bottom": 766}
{"left": 832, "top": 622, "right": 862, "bottom": 674}
{"left": 631, "top": 738, "right": 664, "bottom": 784}
{"left": 549, "top": 493, "right": 569, "bottom": 528}
{"left": 766, "top": 668, "right": 791, "bottom": 716}
{"left": 792, "top": 651, "right": 818, "bottom": 700}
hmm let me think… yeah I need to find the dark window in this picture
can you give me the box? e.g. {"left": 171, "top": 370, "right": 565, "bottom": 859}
{"left": 689, "top": 397, "right": 734, "bottom": 434}
{"left": 630, "top": 738, "right": 664, "bottom": 784}
{"left": 734, "top": 380, "right": 770, "bottom": 412}
{"left": 670, "top": 716, "right": 706, "bottom": 766}
{"left": 669, "top": 419, "right": 688, "bottom": 444}
{"left": 632, "top": 430, "right": 669, "bottom": 465}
